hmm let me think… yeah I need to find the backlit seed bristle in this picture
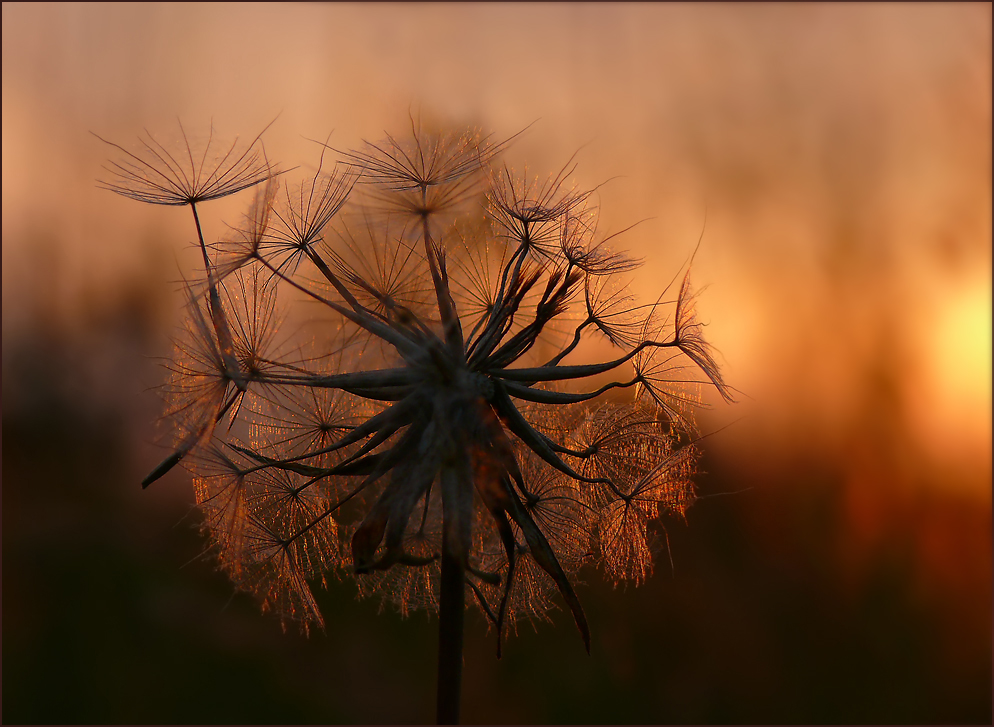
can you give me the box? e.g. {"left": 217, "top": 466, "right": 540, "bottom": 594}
{"left": 102, "top": 114, "right": 730, "bottom": 647}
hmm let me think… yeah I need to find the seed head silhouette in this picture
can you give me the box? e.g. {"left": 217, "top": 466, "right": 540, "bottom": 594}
{"left": 98, "top": 113, "right": 731, "bottom": 724}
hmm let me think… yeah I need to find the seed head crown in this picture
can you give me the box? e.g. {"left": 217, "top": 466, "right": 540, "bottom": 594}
{"left": 99, "top": 115, "right": 731, "bottom": 653}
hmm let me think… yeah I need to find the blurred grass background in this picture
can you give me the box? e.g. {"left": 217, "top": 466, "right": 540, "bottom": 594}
{"left": 3, "top": 3, "right": 990, "bottom": 724}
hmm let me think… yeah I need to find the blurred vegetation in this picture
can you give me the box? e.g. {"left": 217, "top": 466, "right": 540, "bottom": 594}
{"left": 3, "top": 252, "right": 989, "bottom": 724}
{"left": 2, "top": 7, "right": 989, "bottom": 721}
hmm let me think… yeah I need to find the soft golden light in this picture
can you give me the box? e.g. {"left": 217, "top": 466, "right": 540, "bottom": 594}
{"left": 915, "top": 275, "right": 993, "bottom": 462}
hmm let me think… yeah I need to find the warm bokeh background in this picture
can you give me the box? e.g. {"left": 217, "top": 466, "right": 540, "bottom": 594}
{"left": 3, "top": 3, "right": 990, "bottom": 723}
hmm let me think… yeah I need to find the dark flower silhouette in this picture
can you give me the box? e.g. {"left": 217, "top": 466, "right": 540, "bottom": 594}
{"left": 99, "top": 114, "right": 730, "bottom": 724}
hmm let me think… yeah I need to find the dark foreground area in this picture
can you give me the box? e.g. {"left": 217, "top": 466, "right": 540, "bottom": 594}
{"left": 3, "top": 306, "right": 991, "bottom": 725}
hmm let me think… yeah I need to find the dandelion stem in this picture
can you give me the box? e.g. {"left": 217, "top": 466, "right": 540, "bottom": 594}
{"left": 190, "top": 202, "right": 211, "bottom": 272}
{"left": 436, "top": 540, "right": 465, "bottom": 725}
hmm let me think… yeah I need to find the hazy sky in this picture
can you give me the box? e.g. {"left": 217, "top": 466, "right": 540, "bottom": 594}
{"left": 3, "top": 2, "right": 990, "bottom": 492}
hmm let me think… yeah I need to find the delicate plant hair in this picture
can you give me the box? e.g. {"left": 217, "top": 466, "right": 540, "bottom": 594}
{"left": 98, "top": 113, "right": 732, "bottom": 656}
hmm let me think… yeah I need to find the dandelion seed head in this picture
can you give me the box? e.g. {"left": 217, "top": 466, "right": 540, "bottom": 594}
{"left": 109, "top": 118, "right": 729, "bottom": 644}
{"left": 94, "top": 119, "right": 278, "bottom": 207}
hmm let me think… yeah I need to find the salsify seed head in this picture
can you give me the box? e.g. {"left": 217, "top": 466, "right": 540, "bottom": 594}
{"left": 105, "top": 118, "right": 731, "bottom": 646}
{"left": 94, "top": 118, "right": 280, "bottom": 207}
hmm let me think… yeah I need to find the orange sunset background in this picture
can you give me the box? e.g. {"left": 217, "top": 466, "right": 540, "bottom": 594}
{"left": 3, "top": 4, "right": 990, "bottom": 723}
